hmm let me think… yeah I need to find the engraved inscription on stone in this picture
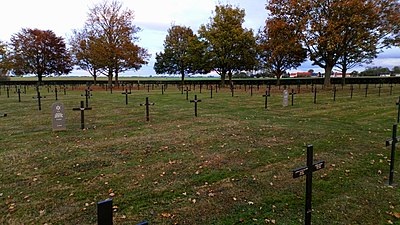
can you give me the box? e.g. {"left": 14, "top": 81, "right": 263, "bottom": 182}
{"left": 282, "top": 90, "right": 289, "bottom": 107}
{"left": 52, "top": 102, "right": 66, "bottom": 131}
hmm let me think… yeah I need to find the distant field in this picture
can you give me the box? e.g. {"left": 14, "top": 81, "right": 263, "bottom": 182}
{"left": 1, "top": 83, "right": 400, "bottom": 224}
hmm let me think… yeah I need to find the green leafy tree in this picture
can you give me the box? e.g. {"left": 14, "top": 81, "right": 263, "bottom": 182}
{"left": 257, "top": 18, "right": 306, "bottom": 86}
{"left": 199, "top": 4, "right": 257, "bottom": 88}
{"left": 154, "top": 25, "right": 209, "bottom": 86}
{"left": 83, "top": 0, "right": 149, "bottom": 86}
{"left": 9, "top": 28, "right": 72, "bottom": 82}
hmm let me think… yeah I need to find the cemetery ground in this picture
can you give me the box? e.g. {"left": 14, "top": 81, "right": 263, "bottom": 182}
{"left": 1, "top": 83, "right": 400, "bottom": 224}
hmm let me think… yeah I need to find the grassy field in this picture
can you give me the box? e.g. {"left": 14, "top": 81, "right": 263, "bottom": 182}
{"left": 1, "top": 83, "right": 400, "bottom": 224}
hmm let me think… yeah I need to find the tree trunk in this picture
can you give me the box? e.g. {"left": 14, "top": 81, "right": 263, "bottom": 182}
{"left": 93, "top": 68, "right": 97, "bottom": 85}
{"left": 324, "top": 64, "right": 334, "bottom": 87}
{"left": 220, "top": 70, "right": 226, "bottom": 87}
{"left": 228, "top": 70, "right": 233, "bottom": 90}
{"left": 181, "top": 71, "right": 185, "bottom": 88}
{"left": 341, "top": 67, "right": 347, "bottom": 86}
{"left": 107, "top": 68, "right": 113, "bottom": 88}
{"left": 115, "top": 69, "right": 119, "bottom": 86}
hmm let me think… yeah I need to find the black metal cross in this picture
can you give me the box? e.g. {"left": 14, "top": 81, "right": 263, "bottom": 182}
{"left": 350, "top": 85, "right": 354, "bottom": 99}
{"left": 397, "top": 96, "right": 400, "bottom": 123}
{"left": 121, "top": 89, "right": 132, "bottom": 105}
{"left": 210, "top": 86, "right": 213, "bottom": 99}
{"left": 390, "top": 84, "right": 394, "bottom": 95}
{"left": 250, "top": 85, "right": 253, "bottom": 96}
{"left": 386, "top": 124, "right": 400, "bottom": 185}
{"left": 292, "top": 145, "right": 325, "bottom": 225}
{"left": 263, "top": 90, "right": 270, "bottom": 109}
{"left": 6, "top": 86, "right": 10, "bottom": 98}
{"left": 378, "top": 84, "right": 382, "bottom": 97}
{"left": 32, "top": 88, "right": 45, "bottom": 111}
{"left": 313, "top": 87, "right": 317, "bottom": 104}
{"left": 333, "top": 85, "right": 337, "bottom": 101}
{"left": 365, "top": 84, "right": 369, "bottom": 97}
{"left": 290, "top": 89, "right": 296, "bottom": 106}
{"left": 140, "top": 97, "right": 155, "bottom": 121}
{"left": 184, "top": 86, "right": 191, "bottom": 100}
{"left": 73, "top": 101, "right": 92, "bottom": 130}
{"left": 97, "top": 199, "right": 113, "bottom": 225}
{"left": 81, "top": 89, "right": 93, "bottom": 108}
{"left": 16, "top": 88, "right": 21, "bottom": 102}
{"left": 190, "top": 95, "right": 202, "bottom": 117}
{"left": 54, "top": 87, "right": 59, "bottom": 101}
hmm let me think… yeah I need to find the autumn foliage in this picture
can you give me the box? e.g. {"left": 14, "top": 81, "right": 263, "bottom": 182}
{"left": 9, "top": 28, "right": 72, "bottom": 82}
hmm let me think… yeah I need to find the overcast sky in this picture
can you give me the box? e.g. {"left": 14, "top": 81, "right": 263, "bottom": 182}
{"left": 1, "top": 0, "right": 399, "bottom": 76}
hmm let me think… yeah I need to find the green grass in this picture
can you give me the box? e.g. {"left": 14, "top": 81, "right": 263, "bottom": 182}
{"left": 1, "top": 83, "right": 400, "bottom": 224}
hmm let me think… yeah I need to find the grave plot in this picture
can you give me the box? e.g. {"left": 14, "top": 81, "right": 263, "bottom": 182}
{"left": 0, "top": 84, "right": 399, "bottom": 224}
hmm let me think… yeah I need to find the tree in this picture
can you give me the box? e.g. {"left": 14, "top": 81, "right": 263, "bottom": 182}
{"left": 154, "top": 25, "right": 209, "bottom": 86}
{"left": 83, "top": 0, "right": 149, "bottom": 86}
{"left": 198, "top": 4, "right": 257, "bottom": 88}
{"left": 0, "top": 41, "right": 11, "bottom": 76}
{"left": 9, "top": 28, "right": 72, "bottom": 82}
{"left": 69, "top": 29, "right": 107, "bottom": 84}
{"left": 257, "top": 18, "right": 306, "bottom": 85}
{"left": 267, "top": 0, "right": 400, "bottom": 86}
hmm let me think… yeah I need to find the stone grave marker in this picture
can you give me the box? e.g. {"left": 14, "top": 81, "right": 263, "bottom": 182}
{"left": 292, "top": 144, "right": 325, "bottom": 225}
{"left": 282, "top": 89, "right": 289, "bottom": 107}
{"left": 51, "top": 102, "right": 66, "bottom": 131}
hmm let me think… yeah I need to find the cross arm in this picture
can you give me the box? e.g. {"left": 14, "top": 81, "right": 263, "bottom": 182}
{"left": 292, "top": 160, "right": 325, "bottom": 178}
{"left": 386, "top": 136, "right": 400, "bottom": 146}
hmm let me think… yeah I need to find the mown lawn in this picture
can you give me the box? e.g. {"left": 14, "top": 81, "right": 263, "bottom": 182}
{"left": 0, "top": 82, "right": 400, "bottom": 224}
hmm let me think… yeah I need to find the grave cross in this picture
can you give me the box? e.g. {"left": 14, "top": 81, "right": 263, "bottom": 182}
{"left": 97, "top": 199, "right": 113, "bottom": 225}
{"left": 333, "top": 86, "right": 337, "bottom": 101}
{"left": 140, "top": 97, "right": 155, "bottom": 121}
{"left": 263, "top": 90, "right": 270, "bottom": 109}
{"left": 121, "top": 89, "right": 132, "bottom": 105}
{"left": 210, "top": 86, "right": 213, "bottom": 99}
{"left": 385, "top": 124, "right": 400, "bottom": 185}
{"left": 32, "top": 88, "right": 46, "bottom": 111}
{"left": 313, "top": 87, "right": 317, "bottom": 104}
{"left": 350, "top": 85, "right": 354, "bottom": 99}
{"left": 81, "top": 89, "right": 93, "bottom": 108}
{"left": 72, "top": 101, "right": 92, "bottom": 130}
{"left": 378, "top": 84, "right": 382, "bottom": 97}
{"left": 184, "top": 86, "right": 191, "bottom": 100}
{"left": 390, "top": 84, "right": 394, "bottom": 95}
{"left": 292, "top": 144, "right": 325, "bottom": 225}
{"left": 6, "top": 86, "right": 10, "bottom": 98}
{"left": 397, "top": 96, "right": 400, "bottom": 123}
{"left": 290, "top": 89, "right": 296, "bottom": 106}
{"left": 365, "top": 84, "right": 369, "bottom": 97}
{"left": 190, "top": 95, "right": 202, "bottom": 117}
{"left": 0, "top": 113, "right": 7, "bottom": 117}
{"left": 54, "top": 87, "right": 59, "bottom": 101}
{"left": 16, "top": 88, "right": 22, "bottom": 102}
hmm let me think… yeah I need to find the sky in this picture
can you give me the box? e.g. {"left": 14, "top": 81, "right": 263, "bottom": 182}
{"left": 0, "top": 0, "right": 399, "bottom": 76}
